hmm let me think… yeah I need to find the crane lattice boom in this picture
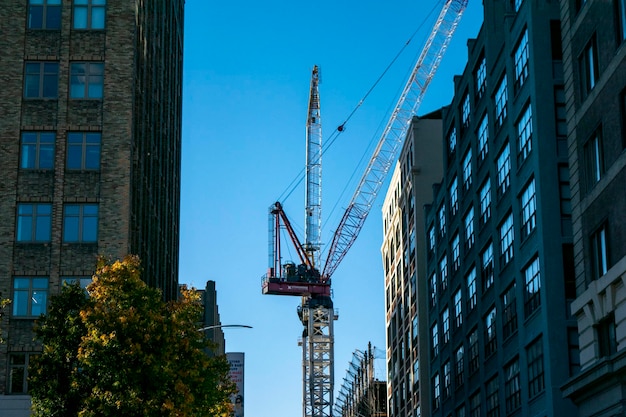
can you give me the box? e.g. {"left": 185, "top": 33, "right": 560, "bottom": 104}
{"left": 322, "top": 0, "right": 468, "bottom": 279}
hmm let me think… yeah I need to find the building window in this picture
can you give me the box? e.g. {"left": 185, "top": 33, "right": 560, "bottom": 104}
{"left": 484, "top": 307, "right": 497, "bottom": 357}
{"left": 464, "top": 207, "right": 475, "bottom": 250}
{"left": 475, "top": 55, "right": 486, "bottom": 100}
{"left": 73, "top": 0, "right": 106, "bottom": 29}
{"left": 428, "top": 225, "right": 436, "bottom": 254}
{"left": 433, "top": 373, "right": 441, "bottom": 409}
{"left": 470, "top": 391, "right": 481, "bottom": 417}
{"left": 580, "top": 34, "right": 599, "bottom": 97}
{"left": 517, "top": 103, "right": 533, "bottom": 164}
{"left": 461, "top": 93, "right": 471, "bottom": 131}
{"left": 527, "top": 337, "right": 545, "bottom": 397}
{"left": 469, "top": 328, "right": 479, "bottom": 374}
{"left": 486, "top": 376, "right": 499, "bottom": 417}
{"left": 478, "top": 114, "right": 489, "bottom": 163}
{"left": 61, "top": 276, "right": 93, "bottom": 289}
{"left": 412, "top": 357, "right": 419, "bottom": 386}
{"left": 432, "top": 322, "right": 439, "bottom": 358}
{"left": 443, "top": 360, "right": 451, "bottom": 399}
{"left": 514, "top": 29, "right": 529, "bottom": 91}
{"left": 16, "top": 203, "right": 52, "bottom": 242}
{"left": 67, "top": 132, "right": 101, "bottom": 170}
{"left": 585, "top": 128, "right": 604, "bottom": 189}
{"left": 12, "top": 277, "right": 48, "bottom": 317}
{"left": 466, "top": 267, "right": 477, "bottom": 311}
{"left": 462, "top": 149, "right": 472, "bottom": 191}
{"left": 20, "top": 132, "right": 55, "bottom": 170}
{"left": 496, "top": 144, "right": 511, "bottom": 198}
{"left": 28, "top": 0, "right": 61, "bottom": 29}
{"left": 24, "top": 62, "right": 59, "bottom": 98}
{"left": 481, "top": 242, "right": 494, "bottom": 291}
{"left": 440, "top": 255, "right": 449, "bottom": 291}
{"left": 450, "top": 176, "right": 459, "bottom": 216}
{"left": 504, "top": 358, "right": 521, "bottom": 413}
{"left": 443, "top": 307, "right": 450, "bottom": 344}
{"left": 591, "top": 224, "right": 609, "bottom": 280}
{"left": 596, "top": 313, "right": 617, "bottom": 358}
{"left": 617, "top": 0, "right": 626, "bottom": 42}
{"left": 499, "top": 213, "right": 514, "bottom": 266}
{"left": 8, "top": 353, "right": 38, "bottom": 394}
{"left": 479, "top": 178, "right": 491, "bottom": 226}
{"left": 524, "top": 256, "right": 541, "bottom": 317}
{"left": 520, "top": 178, "right": 537, "bottom": 240}
{"left": 454, "top": 289, "right": 462, "bottom": 329}
{"left": 495, "top": 75, "right": 508, "bottom": 129}
{"left": 455, "top": 345, "right": 464, "bottom": 387}
{"left": 452, "top": 233, "right": 460, "bottom": 271}
{"left": 430, "top": 272, "right": 438, "bottom": 308}
{"left": 568, "top": 327, "right": 581, "bottom": 376}
{"left": 70, "top": 62, "right": 104, "bottom": 99}
{"left": 448, "top": 127, "right": 457, "bottom": 157}
{"left": 439, "top": 204, "right": 446, "bottom": 237}
{"left": 63, "top": 204, "right": 99, "bottom": 242}
{"left": 502, "top": 283, "right": 518, "bottom": 339}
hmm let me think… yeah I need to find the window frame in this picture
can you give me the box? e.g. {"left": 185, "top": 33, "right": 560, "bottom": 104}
{"left": 464, "top": 207, "right": 475, "bottom": 251}
{"left": 479, "top": 177, "right": 491, "bottom": 226}
{"left": 462, "top": 149, "right": 473, "bottom": 191}
{"left": 453, "top": 288, "right": 463, "bottom": 329}
{"left": 67, "top": 132, "right": 102, "bottom": 170}
{"left": 12, "top": 276, "right": 49, "bottom": 318}
{"left": 475, "top": 54, "right": 487, "bottom": 100}
{"left": 16, "top": 203, "right": 52, "bottom": 243}
{"left": 477, "top": 113, "right": 489, "bottom": 163}
{"left": 504, "top": 358, "right": 521, "bottom": 413}
{"left": 455, "top": 345, "right": 464, "bottom": 387}
{"left": 484, "top": 307, "right": 497, "bottom": 357}
{"left": 527, "top": 337, "right": 545, "bottom": 398}
{"left": 517, "top": 103, "right": 533, "bottom": 164}
{"left": 514, "top": 29, "right": 530, "bottom": 92}
{"left": 591, "top": 223, "right": 609, "bottom": 280}
{"left": 24, "top": 61, "right": 59, "bottom": 99}
{"left": 62, "top": 203, "right": 99, "bottom": 243}
{"left": 496, "top": 143, "right": 511, "bottom": 198}
{"left": 502, "top": 283, "right": 518, "bottom": 339}
{"left": 27, "top": 0, "right": 62, "bottom": 30}
{"left": 486, "top": 375, "right": 499, "bottom": 417}
{"left": 579, "top": 34, "right": 599, "bottom": 98}
{"left": 466, "top": 267, "right": 477, "bottom": 311}
{"left": 520, "top": 178, "right": 537, "bottom": 240}
{"left": 585, "top": 127, "right": 604, "bottom": 190}
{"left": 72, "top": 0, "right": 106, "bottom": 30}
{"left": 495, "top": 74, "right": 508, "bottom": 129}
{"left": 70, "top": 62, "right": 105, "bottom": 99}
{"left": 20, "top": 131, "right": 55, "bottom": 170}
{"left": 524, "top": 256, "right": 541, "bottom": 318}
{"left": 450, "top": 176, "right": 459, "bottom": 216}
{"left": 499, "top": 213, "right": 514, "bottom": 267}
{"left": 8, "top": 353, "right": 39, "bottom": 394}
{"left": 481, "top": 242, "right": 494, "bottom": 291}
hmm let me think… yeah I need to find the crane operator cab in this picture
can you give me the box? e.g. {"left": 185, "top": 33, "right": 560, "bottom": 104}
{"left": 282, "top": 262, "right": 321, "bottom": 283}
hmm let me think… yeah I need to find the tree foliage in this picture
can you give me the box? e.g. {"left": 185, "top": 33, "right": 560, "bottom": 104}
{"left": 30, "top": 255, "right": 236, "bottom": 417}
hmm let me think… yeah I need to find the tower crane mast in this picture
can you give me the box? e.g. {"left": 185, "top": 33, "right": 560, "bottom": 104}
{"left": 262, "top": 2, "right": 467, "bottom": 416}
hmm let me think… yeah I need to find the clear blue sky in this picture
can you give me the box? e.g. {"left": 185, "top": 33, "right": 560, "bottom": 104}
{"left": 180, "top": 1, "right": 483, "bottom": 416}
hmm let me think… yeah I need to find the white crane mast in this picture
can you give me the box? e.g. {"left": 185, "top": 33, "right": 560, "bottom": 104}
{"left": 323, "top": 0, "right": 468, "bottom": 279}
{"left": 305, "top": 65, "right": 322, "bottom": 268}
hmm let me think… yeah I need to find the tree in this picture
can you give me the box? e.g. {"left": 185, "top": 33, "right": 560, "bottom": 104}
{"left": 30, "top": 255, "right": 236, "bottom": 417}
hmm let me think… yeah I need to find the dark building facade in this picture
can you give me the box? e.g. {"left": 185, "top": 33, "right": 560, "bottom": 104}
{"left": 560, "top": 0, "right": 626, "bottom": 415}
{"left": 0, "top": 0, "right": 183, "bottom": 412}
{"left": 422, "top": 1, "right": 578, "bottom": 416}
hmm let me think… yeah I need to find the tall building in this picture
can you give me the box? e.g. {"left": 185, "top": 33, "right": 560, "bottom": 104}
{"left": 0, "top": 0, "right": 184, "bottom": 413}
{"left": 199, "top": 280, "right": 226, "bottom": 356}
{"left": 382, "top": 113, "right": 444, "bottom": 417}
{"left": 424, "top": 1, "right": 578, "bottom": 416}
{"left": 560, "top": 0, "right": 626, "bottom": 415}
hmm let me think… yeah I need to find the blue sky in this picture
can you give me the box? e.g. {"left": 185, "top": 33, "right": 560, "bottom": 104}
{"left": 180, "top": 1, "right": 483, "bottom": 416}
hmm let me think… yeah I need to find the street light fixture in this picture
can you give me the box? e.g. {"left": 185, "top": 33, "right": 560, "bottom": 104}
{"left": 198, "top": 324, "right": 253, "bottom": 332}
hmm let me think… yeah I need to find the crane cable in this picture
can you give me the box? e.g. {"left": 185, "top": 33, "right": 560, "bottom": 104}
{"left": 276, "top": 0, "right": 444, "bottom": 206}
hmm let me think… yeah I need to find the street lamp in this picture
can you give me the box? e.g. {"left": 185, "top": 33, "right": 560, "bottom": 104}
{"left": 198, "top": 324, "right": 253, "bottom": 332}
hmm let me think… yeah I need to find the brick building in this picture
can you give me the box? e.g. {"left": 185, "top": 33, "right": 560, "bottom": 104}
{"left": 0, "top": 1, "right": 183, "bottom": 413}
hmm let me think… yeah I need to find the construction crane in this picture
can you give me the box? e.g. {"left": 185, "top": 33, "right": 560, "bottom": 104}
{"left": 261, "top": 2, "right": 467, "bottom": 416}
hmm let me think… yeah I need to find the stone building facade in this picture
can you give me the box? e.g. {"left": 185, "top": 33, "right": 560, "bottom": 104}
{"left": 0, "top": 1, "right": 183, "bottom": 413}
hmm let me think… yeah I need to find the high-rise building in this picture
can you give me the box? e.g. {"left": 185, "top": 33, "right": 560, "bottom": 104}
{"left": 382, "top": 113, "right": 444, "bottom": 417}
{"left": 560, "top": 0, "right": 626, "bottom": 415}
{"left": 0, "top": 1, "right": 184, "bottom": 413}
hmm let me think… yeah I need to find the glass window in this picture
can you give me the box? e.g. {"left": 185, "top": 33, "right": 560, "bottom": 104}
{"left": 475, "top": 55, "right": 486, "bottom": 100}
{"left": 440, "top": 255, "right": 448, "bottom": 291}
{"left": 591, "top": 224, "right": 609, "bottom": 279}
{"left": 466, "top": 267, "right": 477, "bottom": 311}
{"left": 70, "top": 62, "right": 104, "bottom": 98}
{"left": 461, "top": 93, "right": 471, "bottom": 130}
{"left": 495, "top": 75, "right": 508, "bottom": 129}
{"left": 430, "top": 272, "right": 437, "bottom": 308}
{"left": 16, "top": 203, "right": 51, "bottom": 242}
{"left": 443, "top": 360, "right": 451, "bottom": 399}
{"left": 438, "top": 204, "right": 446, "bottom": 237}
{"left": 432, "top": 322, "right": 439, "bottom": 357}
{"left": 514, "top": 29, "right": 529, "bottom": 90}
{"left": 452, "top": 233, "right": 460, "bottom": 271}
{"left": 470, "top": 391, "right": 481, "bottom": 417}
{"left": 479, "top": 177, "right": 491, "bottom": 226}
{"left": 468, "top": 328, "right": 479, "bottom": 374}
{"left": 521, "top": 178, "right": 537, "bottom": 240}
{"left": 428, "top": 225, "right": 436, "bottom": 254}
{"left": 9, "top": 353, "right": 38, "bottom": 394}
{"left": 24, "top": 62, "right": 59, "bottom": 98}
{"left": 462, "top": 149, "right": 472, "bottom": 191}
{"left": 504, "top": 358, "right": 521, "bottom": 413}
{"left": 73, "top": 0, "right": 106, "bottom": 29}
{"left": 61, "top": 276, "right": 92, "bottom": 289}
{"left": 28, "top": 0, "right": 62, "bottom": 29}
{"left": 524, "top": 256, "right": 541, "bottom": 317}
{"left": 580, "top": 34, "right": 599, "bottom": 97}
{"left": 450, "top": 176, "right": 458, "bottom": 215}
{"left": 478, "top": 114, "right": 488, "bottom": 162}
{"left": 20, "top": 132, "right": 55, "bottom": 170}
{"left": 448, "top": 127, "right": 457, "bottom": 156}
{"left": 496, "top": 143, "right": 511, "bottom": 198}
{"left": 502, "top": 283, "right": 518, "bottom": 339}
{"left": 454, "top": 289, "right": 462, "bottom": 328}
{"left": 67, "top": 132, "right": 101, "bottom": 170}
{"left": 618, "top": 0, "right": 626, "bottom": 42}
{"left": 63, "top": 204, "right": 99, "bottom": 242}
{"left": 455, "top": 345, "right": 464, "bottom": 387}
{"left": 442, "top": 307, "right": 450, "bottom": 344}
{"left": 486, "top": 376, "right": 499, "bottom": 417}
{"left": 12, "top": 277, "right": 48, "bottom": 317}
{"left": 585, "top": 128, "right": 604, "bottom": 189}
{"left": 484, "top": 307, "right": 497, "bottom": 357}
{"left": 464, "top": 207, "right": 475, "bottom": 250}
{"left": 481, "top": 242, "right": 494, "bottom": 291}
{"left": 433, "top": 373, "right": 441, "bottom": 409}
{"left": 500, "top": 213, "right": 514, "bottom": 266}
{"left": 527, "top": 337, "right": 545, "bottom": 397}
{"left": 517, "top": 103, "right": 533, "bottom": 163}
